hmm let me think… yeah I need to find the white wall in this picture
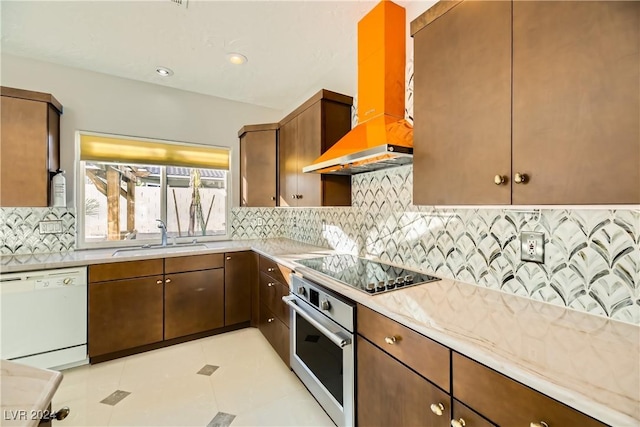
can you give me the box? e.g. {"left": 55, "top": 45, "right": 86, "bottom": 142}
{"left": 0, "top": 54, "right": 282, "bottom": 207}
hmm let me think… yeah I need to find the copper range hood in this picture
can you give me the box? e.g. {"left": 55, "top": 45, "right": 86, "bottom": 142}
{"left": 303, "top": 0, "right": 412, "bottom": 175}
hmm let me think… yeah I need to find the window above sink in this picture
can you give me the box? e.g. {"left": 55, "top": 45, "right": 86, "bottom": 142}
{"left": 76, "top": 131, "right": 230, "bottom": 250}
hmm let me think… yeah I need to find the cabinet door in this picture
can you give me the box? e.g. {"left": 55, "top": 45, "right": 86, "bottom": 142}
{"left": 240, "top": 129, "right": 277, "bottom": 207}
{"left": 513, "top": 1, "right": 640, "bottom": 204}
{"left": 279, "top": 117, "right": 298, "bottom": 207}
{"left": 413, "top": 1, "right": 512, "bottom": 205}
{"left": 224, "top": 251, "right": 257, "bottom": 326}
{"left": 296, "top": 102, "right": 322, "bottom": 207}
{"left": 357, "top": 336, "right": 450, "bottom": 427}
{"left": 258, "top": 303, "right": 290, "bottom": 367}
{"left": 164, "top": 269, "right": 224, "bottom": 340}
{"left": 0, "top": 96, "right": 50, "bottom": 207}
{"left": 89, "top": 276, "right": 164, "bottom": 357}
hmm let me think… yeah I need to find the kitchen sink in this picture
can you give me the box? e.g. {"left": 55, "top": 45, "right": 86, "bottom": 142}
{"left": 112, "top": 243, "right": 209, "bottom": 257}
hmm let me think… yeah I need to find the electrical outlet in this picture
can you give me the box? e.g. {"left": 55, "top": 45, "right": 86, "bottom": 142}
{"left": 520, "top": 231, "right": 545, "bottom": 263}
{"left": 256, "top": 217, "right": 264, "bottom": 226}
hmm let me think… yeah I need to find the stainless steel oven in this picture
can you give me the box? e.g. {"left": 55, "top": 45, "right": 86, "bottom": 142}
{"left": 283, "top": 274, "right": 355, "bottom": 427}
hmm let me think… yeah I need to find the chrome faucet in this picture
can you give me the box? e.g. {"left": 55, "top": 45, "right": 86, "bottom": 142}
{"left": 156, "top": 219, "right": 167, "bottom": 247}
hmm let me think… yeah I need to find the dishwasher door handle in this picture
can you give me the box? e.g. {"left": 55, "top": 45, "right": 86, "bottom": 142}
{"left": 282, "top": 295, "right": 352, "bottom": 348}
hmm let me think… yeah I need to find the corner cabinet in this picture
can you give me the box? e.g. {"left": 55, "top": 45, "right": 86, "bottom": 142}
{"left": 412, "top": 0, "right": 640, "bottom": 205}
{"left": 239, "top": 124, "right": 278, "bottom": 207}
{"left": 279, "top": 89, "right": 353, "bottom": 207}
{"left": 224, "top": 251, "right": 257, "bottom": 326}
{"left": 0, "top": 87, "right": 62, "bottom": 207}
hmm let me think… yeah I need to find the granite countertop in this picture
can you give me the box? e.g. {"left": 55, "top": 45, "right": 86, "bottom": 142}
{"left": 0, "top": 360, "right": 63, "bottom": 427}
{"left": 1, "top": 238, "right": 638, "bottom": 425}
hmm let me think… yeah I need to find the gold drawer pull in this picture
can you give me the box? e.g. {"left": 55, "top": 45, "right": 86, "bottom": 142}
{"left": 530, "top": 423, "right": 549, "bottom": 427}
{"left": 451, "top": 419, "right": 466, "bottom": 427}
{"left": 430, "top": 403, "right": 444, "bottom": 416}
{"left": 494, "top": 174, "right": 506, "bottom": 185}
{"left": 156, "top": 279, "right": 163, "bottom": 284}
{"left": 384, "top": 336, "right": 398, "bottom": 345}
{"left": 267, "top": 318, "right": 274, "bottom": 323}
{"left": 267, "top": 267, "right": 276, "bottom": 272}
{"left": 268, "top": 282, "right": 275, "bottom": 287}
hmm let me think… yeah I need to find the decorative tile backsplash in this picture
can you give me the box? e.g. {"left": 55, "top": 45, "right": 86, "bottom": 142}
{"left": 0, "top": 208, "right": 76, "bottom": 255}
{"left": 232, "top": 165, "right": 640, "bottom": 324}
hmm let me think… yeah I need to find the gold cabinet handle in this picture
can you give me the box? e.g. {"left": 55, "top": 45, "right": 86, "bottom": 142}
{"left": 268, "top": 282, "right": 275, "bottom": 287}
{"left": 530, "top": 422, "right": 549, "bottom": 427}
{"left": 226, "top": 256, "right": 231, "bottom": 260}
{"left": 430, "top": 403, "right": 445, "bottom": 416}
{"left": 514, "top": 172, "right": 528, "bottom": 184}
{"left": 165, "top": 278, "right": 171, "bottom": 283}
{"left": 384, "top": 336, "right": 398, "bottom": 345}
{"left": 494, "top": 175, "right": 506, "bottom": 185}
{"left": 267, "top": 267, "right": 276, "bottom": 272}
{"left": 451, "top": 418, "right": 466, "bottom": 427}
{"left": 291, "top": 195, "right": 296, "bottom": 199}
{"left": 267, "top": 318, "right": 274, "bottom": 323}
{"left": 156, "top": 279, "right": 163, "bottom": 285}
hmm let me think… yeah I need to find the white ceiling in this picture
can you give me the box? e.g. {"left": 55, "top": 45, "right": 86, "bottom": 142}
{"left": 1, "top": 0, "right": 422, "bottom": 112}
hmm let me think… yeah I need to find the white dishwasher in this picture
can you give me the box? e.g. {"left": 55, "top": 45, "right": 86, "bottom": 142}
{"left": 0, "top": 267, "right": 88, "bottom": 369}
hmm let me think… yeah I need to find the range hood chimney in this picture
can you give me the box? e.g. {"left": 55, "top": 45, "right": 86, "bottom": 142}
{"left": 303, "top": 0, "right": 412, "bottom": 175}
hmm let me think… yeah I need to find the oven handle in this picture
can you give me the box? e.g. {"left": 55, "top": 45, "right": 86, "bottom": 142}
{"left": 282, "top": 295, "right": 352, "bottom": 348}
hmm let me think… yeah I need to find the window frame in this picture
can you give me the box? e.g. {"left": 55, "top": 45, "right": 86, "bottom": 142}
{"left": 75, "top": 131, "right": 231, "bottom": 250}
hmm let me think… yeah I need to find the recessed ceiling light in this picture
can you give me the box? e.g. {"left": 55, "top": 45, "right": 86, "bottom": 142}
{"left": 226, "top": 53, "right": 248, "bottom": 65}
{"left": 156, "top": 66, "right": 174, "bottom": 77}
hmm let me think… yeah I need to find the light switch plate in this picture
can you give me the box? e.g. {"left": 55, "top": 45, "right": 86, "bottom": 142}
{"left": 520, "top": 231, "right": 545, "bottom": 263}
{"left": 39, "top": 220, "right": 63, "bottom": 234}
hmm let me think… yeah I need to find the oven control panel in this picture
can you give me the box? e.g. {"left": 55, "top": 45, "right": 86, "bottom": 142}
{"left": 291, "top": 274, "right": 355, "bottom": 332}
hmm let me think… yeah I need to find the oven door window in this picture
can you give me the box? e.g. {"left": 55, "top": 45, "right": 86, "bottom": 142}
{"left": 295, "top": 313, "right": 344, "bottom": 406}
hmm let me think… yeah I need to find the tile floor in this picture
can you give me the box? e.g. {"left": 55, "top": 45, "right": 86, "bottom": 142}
{"left": 53, "top": 328, "right": 334, "bottom": 426}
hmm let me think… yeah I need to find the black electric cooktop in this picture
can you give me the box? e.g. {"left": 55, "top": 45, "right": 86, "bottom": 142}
{"left": 296, "top": 254, "right": 440, "bottom": 295}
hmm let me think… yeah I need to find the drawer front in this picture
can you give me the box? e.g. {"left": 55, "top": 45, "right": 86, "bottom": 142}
{"left": 452, "top": 353, "right": 607, "bottom": 427}
{"left": 357, "top": 304, "right": 450, "bottom": 392}
{"left": 89, "top": 259, "right": 163, "bottom": 282}
{"left": 259, "top": 255, "right": 291, "bottom": 285}
{"left": 258, "top": 303, "right": 290, "bottom": 367}
{"left": 165, "top": 253, "right": 224, "bottom": 273}
{"left": 357, "top": 336, "right": 451, "bottom": 427}
{"left": 259, "top": 272, "right": 290, "bottom": 326}
{"left": 452, "top": 399, "right": 496, "bottom": 427}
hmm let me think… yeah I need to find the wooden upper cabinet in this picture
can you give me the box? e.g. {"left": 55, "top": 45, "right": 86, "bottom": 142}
{"left": 279, "top": 115, "right": 299, "bottom": 206}
{"left": 239, "top": 123, "right": 278, "bottom": 207}
{"left": 278, "top": 89, "right": 353, "bottom": 207}
{"left": 512, "top": 0, "right": 640, "bottom": 204}
{"left": 413, "top": 1, "right": 512, "bottom": 205}
{"left": 412, "top": 0, "right": 640, "bottom": 205}
{"left": 0, "top": 87, "right": 62, "bottom": 207}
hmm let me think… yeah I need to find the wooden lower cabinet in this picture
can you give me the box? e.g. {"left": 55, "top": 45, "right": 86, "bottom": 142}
{"left": 164, "top": 268, "right": 224, "bottom": 340}
{"left": 89, "top": 275, "right": 164, "bottom": 357}
{"left": 357, "top": 336, "right": 450, "bottom": 427}
{"left": 452, "top": 352, "right": 607, "bottom": 427}
{"left": 224, "top": 251, "right": 257, "bottom": 326}
{"left": 258, "top": 303, "right": 289, "bottom": 366}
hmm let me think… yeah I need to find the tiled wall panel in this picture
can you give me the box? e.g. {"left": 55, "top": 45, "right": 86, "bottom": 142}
{"left": 0, "top": 208, "right": 76, "bottom": 255}
{"left": 232, "top": 165, "right": 640, "bottom": 325}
